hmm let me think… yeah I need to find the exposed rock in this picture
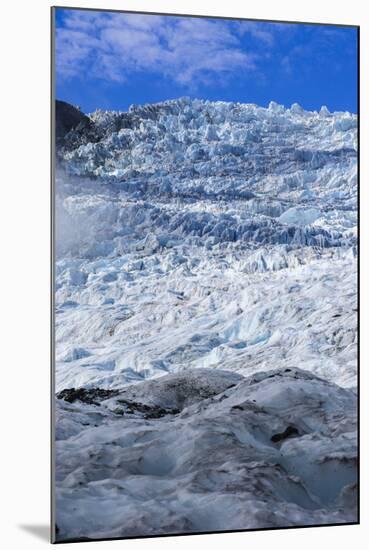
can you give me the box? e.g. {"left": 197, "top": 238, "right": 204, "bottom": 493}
{"left": 55, "top": 100, "right": 90, "bottom": 140}
{"left": 57, "top": 387, "right": 119, "bottom": 406}
{"left": 271, "top": 425, "right": 299, "bottom": 442}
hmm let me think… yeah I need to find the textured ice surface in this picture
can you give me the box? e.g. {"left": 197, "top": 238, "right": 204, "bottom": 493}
{"left": 55, "top": 368, "right": 357, "bottom": 540}
{"left": 54, "top": 98, "right": 357, "bottom": 540}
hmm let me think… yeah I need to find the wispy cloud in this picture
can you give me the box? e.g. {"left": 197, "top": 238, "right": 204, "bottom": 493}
{"left": 56, "top": 10, "right": 263, "bottom": 87}
{"left": 55, "top": 11, "right": 357, "bottom": 113}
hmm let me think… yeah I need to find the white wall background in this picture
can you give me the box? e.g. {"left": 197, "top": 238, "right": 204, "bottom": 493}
{"left": 1, "top": 0, "right": 367, "bottom": 548}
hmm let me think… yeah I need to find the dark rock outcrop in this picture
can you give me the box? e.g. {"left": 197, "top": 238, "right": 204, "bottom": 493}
{"left": 57, "top": 387, "right": 119, "bottom": 406}
{"left": 55, "top": 100, "right": 90, "bottom": 139}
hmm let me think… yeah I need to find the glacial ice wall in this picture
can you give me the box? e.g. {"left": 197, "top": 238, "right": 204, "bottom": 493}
{"left": 55, "top": 97, "right": 357, "bottom": 391}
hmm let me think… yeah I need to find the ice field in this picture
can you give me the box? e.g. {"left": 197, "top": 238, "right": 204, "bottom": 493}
{"left": 54, "top": 98, "right": 358, "bottom": 540}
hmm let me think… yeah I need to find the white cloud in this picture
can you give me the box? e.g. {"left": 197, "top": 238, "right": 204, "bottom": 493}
{"left": 235, "top": 21, "right": 275, "bottom": 46}
{"left": 56, "top": 11, "right": 270, "bottom": 87}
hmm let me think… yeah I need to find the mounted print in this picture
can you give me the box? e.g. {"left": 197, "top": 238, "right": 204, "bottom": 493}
{"left": 51, "top": 6, "right": 359, "bottom": 543}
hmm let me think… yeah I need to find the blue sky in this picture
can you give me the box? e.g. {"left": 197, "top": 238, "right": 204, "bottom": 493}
{"left": 55, "top": 8, "right": 358, "bottom": 114}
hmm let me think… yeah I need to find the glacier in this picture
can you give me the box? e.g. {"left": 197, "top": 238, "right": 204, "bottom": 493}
{"left": 54, "top": 98, "right": 358, "bottom": 541}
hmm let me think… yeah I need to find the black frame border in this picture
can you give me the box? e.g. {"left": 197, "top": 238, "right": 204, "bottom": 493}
{"left": 50, "top": 5, "right": 360, "bottom": 544}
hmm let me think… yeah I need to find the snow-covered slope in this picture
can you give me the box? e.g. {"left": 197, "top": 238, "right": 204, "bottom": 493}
{"left": 55, "top": 367, "right": 357, "bottom": 540}
{"left": 54, "top": 98, "right": 358, "bottom": 539}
